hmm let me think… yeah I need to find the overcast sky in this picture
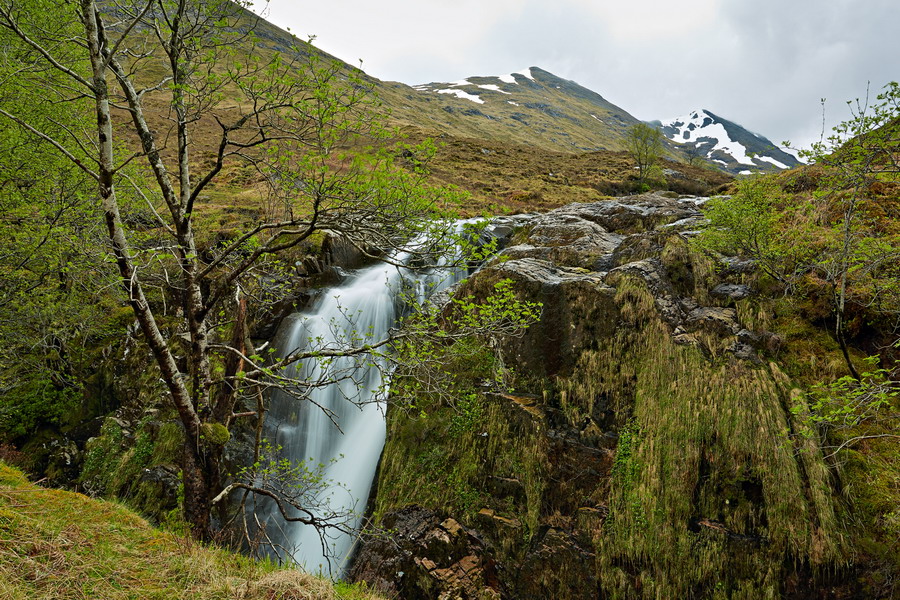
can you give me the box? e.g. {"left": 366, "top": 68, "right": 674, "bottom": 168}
{"left": 252, "top": 0, "right": 899, "bottom": 149}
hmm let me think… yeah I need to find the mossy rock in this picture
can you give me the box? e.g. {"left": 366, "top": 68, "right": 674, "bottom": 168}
{"left": 200, "top": 422, "right": 231, "bottom": 447}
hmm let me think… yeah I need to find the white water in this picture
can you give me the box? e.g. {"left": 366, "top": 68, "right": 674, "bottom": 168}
{"left": 259, "top": 248, "right": 466, "bottom": 576}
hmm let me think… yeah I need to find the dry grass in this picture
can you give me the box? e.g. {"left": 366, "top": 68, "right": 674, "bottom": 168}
{"left": 392, "top": 130, "right": 732, "bottom": 217}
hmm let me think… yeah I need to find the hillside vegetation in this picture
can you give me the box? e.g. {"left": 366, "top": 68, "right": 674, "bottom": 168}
{"left": 0, "top": 461, "right": 381, "bottom": 600}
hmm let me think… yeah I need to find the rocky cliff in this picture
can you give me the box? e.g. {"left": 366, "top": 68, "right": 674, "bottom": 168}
{"left": 351, "top": 192, "right": 856, "bottom": 599}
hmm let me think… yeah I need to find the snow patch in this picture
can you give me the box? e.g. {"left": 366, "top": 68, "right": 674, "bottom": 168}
{"left": 437, "top": 88, "right": 484, "bottom": 104}
{"left": 780, "top": 146, "right": 804, "bottom": 161}
{"left": 662, "top": 110, "right": 754, "bottom": 166}
{"left": 478, "top": 84, "right": 510, "bottom": 94}
{"left": 498, "top": 73, "right": 518, "bottom": 84}
{"left": 590, "top": 114, "right": 604, "bottom": 123}
{"left": 508, "top": 101, "right": 520, "bottom": 106}
{"left": 739, "top": 170, "right": 752, "bottom": 175}
{"left": 515, "top": 67, "right": 535, "bottom": 81}
{"left": 449, "top": 79, "right": 473, "bottom": 87}
{"left": 757, "top": 156, "right": 789, "bottom": 169}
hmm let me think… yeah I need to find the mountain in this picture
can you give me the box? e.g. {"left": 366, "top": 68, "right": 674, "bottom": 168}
{"left": 225, "top": 8, "right": 791, "bottom": 167}
{"left": 381, "top": 66, "right": 642, "bottom": 152}
{"left": 659, "top": 109, "right": 802, "bottom": 174}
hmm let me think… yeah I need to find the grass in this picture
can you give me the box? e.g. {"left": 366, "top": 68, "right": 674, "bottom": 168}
{"left": 0, "top": 462, "right": 383, "bottom": 600}
{"left": 394, "top": 129, "right": 732, "bottom": 216}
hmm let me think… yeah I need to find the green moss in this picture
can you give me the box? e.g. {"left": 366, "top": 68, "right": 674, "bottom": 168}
{"left": 200, "top": 423, "right": 230, "bottom": 447}
{"left": 554, "top": 274, "right": 849, "bottom": 597}
{"left": 374, "top": 394, "right": 547, "bottom": 542}
{"left": 80, "top": 416, "right": 184, "bottom": 522}
{"left": 152, "top": 422, "right": 184, "bottom": 464}
{"left": 375, "top": 250, "right": 867, "bottom": 597}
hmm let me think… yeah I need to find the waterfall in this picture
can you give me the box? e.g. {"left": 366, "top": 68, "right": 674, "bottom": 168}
{"left": 255, "top": 243, "right": 466, "bottom": 576}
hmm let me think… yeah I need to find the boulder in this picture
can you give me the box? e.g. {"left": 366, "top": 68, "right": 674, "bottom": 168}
{"left": 466, "top": 258, "right": 618, "bottom": 377}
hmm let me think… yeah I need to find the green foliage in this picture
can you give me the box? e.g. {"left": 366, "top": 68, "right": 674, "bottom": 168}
{"left": 448, "top": 393, "right": 485, "bottom": 435}
{"left": 374, "top": 279, "right": 544, "bottom": 535}
{"left": 698, "top": 81, "right": 900, "bottom": 380}
{"left": 0, "top": 378, "right": 82, "bottom": 440}
{"left": 390, "top": 278, "right": 542, "bottom": 414}
{"left": 606, "top": 422, "right": 648, "bottom": 535}
{"left": 624, "top": 122, "right": 664, "bottom": 184}
{"left": 0, "top": 0, "right": 119, "bottom": 443}
{"left": 694, "top": 177, "right": 818, "bottom": 285}
{"left": 807, "top": 83, "right": 900, "bottom": 328}
{"left": 802, "top": 81, "right": 900, "bottom": 173}
{"left": 805, "top": 357, "right": 897, "bottom": 428}
{"left": 1, "top": 0, "right": 518, "bottom": 539}
{"left": 792, "top": 355, "right": 899, "bottom": 457}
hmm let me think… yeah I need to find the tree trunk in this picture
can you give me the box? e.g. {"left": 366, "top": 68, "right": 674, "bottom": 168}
{"left": 182, "top": 439, "right": 213, "bottom": 541}
{"left": 82, "top": 0, "right": 209, "bottom": 538}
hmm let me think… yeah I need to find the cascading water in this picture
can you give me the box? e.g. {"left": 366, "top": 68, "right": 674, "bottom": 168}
{"left": 256, "top": 242, "right": 466, "bottom": 576}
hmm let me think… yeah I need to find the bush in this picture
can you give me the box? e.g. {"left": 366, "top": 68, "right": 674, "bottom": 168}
{"left": 693, "top": 177, "right": 818, "bottom": 285}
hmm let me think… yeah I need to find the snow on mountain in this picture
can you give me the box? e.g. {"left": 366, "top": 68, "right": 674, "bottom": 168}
{"left": 436, "top": 88, "right": 485, "bottom": 104}
{"left": 661, "top": 109, "right": 801, "bottom": 174}
{"left": 403, "top": 67, "right": 643, "bottom": 153}
{"left": 404, "top": 68, "right": 792, "bottom": 163}
{"left": 413, "top": 69, "right": 540, "bottom": 105}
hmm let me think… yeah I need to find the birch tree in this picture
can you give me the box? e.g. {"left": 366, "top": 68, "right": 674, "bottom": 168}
{"left": 803, "top": 82, "right": 900, "bottom": 379}
{"left": 0, "top": 0, "right": 488, "bottom": 541}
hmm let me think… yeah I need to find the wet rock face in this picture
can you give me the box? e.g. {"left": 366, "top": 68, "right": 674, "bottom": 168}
{"left": 501, "top": 213, "right": 623, "bottom": 270}
{"left": 472, "top": 258, "right": 617, "bottom": 376}
{"left": 516, "top": 527, "right": 599, "bottom": 600}
{"left": 464, "top": 193, "right": 769, "bottom": 376}
{"left": 356, "top": 192, "right": 798, "bottom": 599}
{"left": 353, "top": 390, "right": 614, "bottom": 600}
{"left": 554, "top": 192, "right": 706, "bottom": 234}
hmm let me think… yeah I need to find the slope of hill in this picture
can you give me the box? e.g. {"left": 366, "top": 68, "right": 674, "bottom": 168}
{"left": 234, "top": 6, "right": 791, "bottom": 169}
{"left": 659, "top": 109, "right": 802, "bottom": 174}
{"left": 0, "top": 461, "right": 380, "bottom": 600}
{"left": 381, "top": 67, "right": 642, "bottom": 152}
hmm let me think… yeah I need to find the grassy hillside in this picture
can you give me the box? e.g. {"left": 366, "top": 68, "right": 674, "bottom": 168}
{"left": 0, "top": 462, "right": 381, "bottom": 600}
{"left": 397, "top": 129, "right": 732, "bottom": 215}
